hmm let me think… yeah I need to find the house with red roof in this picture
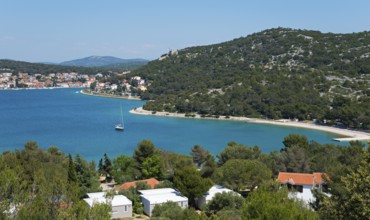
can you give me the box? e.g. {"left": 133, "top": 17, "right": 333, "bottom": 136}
{"left": 277, "top": 172, "right": 329, "bottom": 204}
{"left": 115, "top": 178, "right": 160, "bottom": 192}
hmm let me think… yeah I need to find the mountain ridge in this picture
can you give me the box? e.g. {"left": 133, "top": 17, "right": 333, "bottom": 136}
{"left": 59, "top": 56, "right": 149, "bottom": 67}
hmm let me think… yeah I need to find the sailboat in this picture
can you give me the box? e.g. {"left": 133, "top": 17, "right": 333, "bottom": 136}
{"left": 115, "top": 105, "right": 124, "bottom": 131}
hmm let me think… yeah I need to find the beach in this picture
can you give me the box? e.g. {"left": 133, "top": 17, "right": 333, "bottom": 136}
{"left": 80, "top": 90, "right": 141, "bottom": 100}
{"left": 130, "top": 107, "right": 370, "bottom": 142}
{"left": 79, "top": 90, "right": 370, "bottom": 142}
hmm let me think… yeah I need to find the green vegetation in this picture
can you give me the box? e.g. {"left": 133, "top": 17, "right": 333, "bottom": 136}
{"left": 152, "top": 202, "right": 207, "bottom": 220}
{"left": 244, "top": 182, "right": 317, "bottom": 220}
{"left": 317, "top": 147, "right": 370, "bottom": 219}
{"left": 173, "top": 166, "right": 213, "bottom": 207}
{"left": 129, "top": 28, "right": 370, "bottom": 129}
{"left": 0, "top": 59, "right": 109, "bottom": 75}
{"left": 203, "top": 191, "right": 244, "bottom": 216}
{"left": 1, "top": 136, "right": 368, "bottom": 219}
{"left": 0, "top": 141, "right": 100, "bottom": 219}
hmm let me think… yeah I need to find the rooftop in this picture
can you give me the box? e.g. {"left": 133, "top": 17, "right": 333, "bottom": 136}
{"left": 139, "top": 188, "right": 187, "bottom": 204}
{"left": 84, "top": 192, "right": 131, "bottom": 207}
{"left": 138, "top": 188, "right": 177, "bottom": 196}
{"left": 203, "top": 185, "right": 236, "bottom": 200}
{"left": 115, "top": 178, "right": 160, "bottom": 191}
{"left": 277, "top": 172, "right": 328, "bottom": 185}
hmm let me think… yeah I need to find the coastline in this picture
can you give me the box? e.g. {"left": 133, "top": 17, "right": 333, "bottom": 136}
{"left": 129, "top": 107, "right": 370, "bottom": 142}
{"left": 79, "top": 90, "right": 370, "bottom": 142}
{"left": 80, "top": 89, "right": 141, "bottom": 100}
{"left": 0, "top": 86, "right": 83, "bottom": 91}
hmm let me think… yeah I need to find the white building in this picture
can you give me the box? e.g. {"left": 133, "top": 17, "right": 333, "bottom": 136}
{"left": 196, "top": 185, "right": 239, "bottom": 209}
{"left": 84, "top": 192, "right": 132, "bottom": 219}
{"left": 138, "top": 188, "right": 188, "bottom": 216}
{"left": 277, "top": 172, "right": 328, "bottom": 205}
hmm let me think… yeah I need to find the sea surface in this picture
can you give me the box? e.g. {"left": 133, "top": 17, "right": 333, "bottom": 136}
{"left": 0, "top": 88, "right": 348, "bottom": 162}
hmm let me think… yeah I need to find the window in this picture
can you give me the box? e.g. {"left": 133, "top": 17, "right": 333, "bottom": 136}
{"left": 287, "top": 183, "right": 303, "bottom": 193}
{"left": 294, "top": 185, "right": 303, "bottom": 193}
{"left": 124, "top": 205, "right": 128, "bottom": 212}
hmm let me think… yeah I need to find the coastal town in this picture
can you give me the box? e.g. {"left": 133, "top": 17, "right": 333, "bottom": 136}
{"left": 0, "top": 69, "right": 147, "bottom": 96}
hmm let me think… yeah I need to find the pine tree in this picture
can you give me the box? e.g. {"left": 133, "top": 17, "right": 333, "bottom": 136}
{"left": 98, "top": 158, "right": 104, "bottom": 175}
{"left": 103, "top": 153, "right": 112, "bottom": 178}
{"left": 67, "top": 154, "right": 77, "bottom": 183}
{"left": 318, "top": 143, "right": 370, "bottom": 219}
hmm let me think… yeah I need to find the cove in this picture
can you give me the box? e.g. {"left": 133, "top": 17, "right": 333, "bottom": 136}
{"left": 0, "top": 88, "right": 347, "bottom": 162}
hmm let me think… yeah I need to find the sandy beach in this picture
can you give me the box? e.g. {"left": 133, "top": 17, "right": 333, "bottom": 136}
{"left": 130, "top": 107, "right": 370, "bottom": 142}
{"left": 80, "top": 90, "right": 141, "bottom": 100}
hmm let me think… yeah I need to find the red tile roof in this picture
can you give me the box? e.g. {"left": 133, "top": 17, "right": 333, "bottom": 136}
{"left": 277, "top": 172, "right": 328, "bottom": 185}
{"left": 115, "top": 178, "right": 160, "bottom": 191}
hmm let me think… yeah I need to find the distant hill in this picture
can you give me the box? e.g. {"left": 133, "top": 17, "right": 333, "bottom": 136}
{"left": 131, "top": 27, "right": 370, "bottom": 129}
{"left": 60, "top": 56, "right": 149, "bottom": 67}
{"left": 0, "top": 56, "right": 149, "bottom": 75}
{"left": 0, "top": 59, "right": 109, "bottom": 75}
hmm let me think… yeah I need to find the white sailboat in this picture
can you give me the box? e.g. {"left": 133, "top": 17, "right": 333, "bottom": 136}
{"left": 115, "top": 105, "right": 124, "bottom": 131}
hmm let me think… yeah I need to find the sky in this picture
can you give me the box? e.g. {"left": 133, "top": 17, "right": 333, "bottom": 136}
{"left": 0, "top": 0, "right": 369, "bottom": 63}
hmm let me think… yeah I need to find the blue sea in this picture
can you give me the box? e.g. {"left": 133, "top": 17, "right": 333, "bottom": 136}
{"left": 0, "top": 88, "right": 348, "bottom": 162}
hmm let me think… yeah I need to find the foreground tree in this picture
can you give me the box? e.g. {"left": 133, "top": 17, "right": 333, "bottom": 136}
{"left": 191, "top": 144, "right": 210, "bottom": 168}
{"left": 89, "top": 203, "right": 111, "bottom": 220}
{"left": 151, "top": 201, "right": 183, "bottom": 219}
{"left": 173, "top": 166, "right": 213, "bottom": 207}
{"left": 152, "top": 201, "right": 208, "bottom": 220}
{"left": 275, "top": 145, "right": 311, "bottom": 173}
{"left": 103, "top": 153, "right": 113, "bottom": 179}
{"left": 141, "top": 155, "right": 162, "bottom": 179}
{"left": 282, "top": 134, "right": 309, "bottom": 150}
{"left": 159, "top": 151, "right": 193, "bottom": 179}
{"left": 318, "top": 145, "right": 370, "bottom": 219}
{"left": 214, "top": 159, "right": 272, "bottom": 192}
{"left": 67, "top": 154, "right": 77, "bottom": 184}
{"left": 74, "top": 154, "right": 101, "bottom": 199}
{"left": 112, "top": 155, "right": 134, "bottom": 183}
{"left": 204, "top": 191, "right": 244, "bottom": 217}
{"left": 217, "top": 142, "right": 261, "bottom": 166}
{"left": 200, "top": 154, "right": 217, "bottom": 178}
{"left": 0, "top": 142, "right": 102, "bottom": 219}
{"left": 133, "top": 139, "right": 159, "bottom": 178}
{"left": 133, "top": 139, "right": 156, "bottom": 164}
{"left": 243, "top": 182, "right": 317, "bottom": 220}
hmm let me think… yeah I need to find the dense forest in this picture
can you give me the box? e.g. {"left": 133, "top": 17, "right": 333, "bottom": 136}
{"left": 130, "top": 28, "right": 370, "bottom": 129}
{"left": 0, "top": 59, "right": 144, "bottom": 75}
{"left": 1, "top": 137, "right": 369, "bottom": 219}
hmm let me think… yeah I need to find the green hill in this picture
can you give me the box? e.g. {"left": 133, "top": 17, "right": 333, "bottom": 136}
{"left": 0, "top": 59, "right": 109, "bottom": 75}
{"left": 132, "top": 28, "right": 370, "bottom": 129}
{"left": 60, "top": 56, "right": 148, "bottom": 68}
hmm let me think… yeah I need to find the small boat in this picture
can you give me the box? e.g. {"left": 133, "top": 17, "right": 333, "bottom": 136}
{"left": 115, "top": 105, "right": 124, "bottom": 131}
{"left": 115, "top": 123, "right": 124, "bottom": 131}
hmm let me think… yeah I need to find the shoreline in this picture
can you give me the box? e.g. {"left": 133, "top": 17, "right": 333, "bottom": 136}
{"left": 80, "top": 89, "right": 141, "bottom": 100}
{"left": 0, "top": 86, "right": 83, "bottom": 91}
{"left": 79, "top": 90, "right": 370, "bottom": 142}
{"left": 129, "top": 107, "right": 370, "bottom": 142}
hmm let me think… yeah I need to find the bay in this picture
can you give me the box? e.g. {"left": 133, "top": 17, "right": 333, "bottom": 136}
{"left": 0, "top": 88, "right": 346, "bottom": 162}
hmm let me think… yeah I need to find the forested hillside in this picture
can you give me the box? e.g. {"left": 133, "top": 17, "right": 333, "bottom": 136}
{"left": 132, "top": 28, "right": 370, "bottom": 129}
{"left": 0, "top": 59, "right": 109, "bottom": 75}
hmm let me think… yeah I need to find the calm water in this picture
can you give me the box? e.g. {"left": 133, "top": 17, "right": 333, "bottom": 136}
{"left": 0, "top": 88, "right": 347, "bottom": 162}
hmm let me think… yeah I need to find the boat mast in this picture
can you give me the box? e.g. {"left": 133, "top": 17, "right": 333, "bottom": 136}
{"left": 120, "top": 105, "right": 124, "bottom": 126}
